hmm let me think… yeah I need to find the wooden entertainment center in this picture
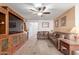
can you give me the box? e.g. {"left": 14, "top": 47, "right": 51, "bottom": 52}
{"left": 0, "top": 6, "right": 28, "bottom": 55}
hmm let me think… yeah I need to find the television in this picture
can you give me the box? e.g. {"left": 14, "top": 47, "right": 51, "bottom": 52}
{"left": 9, "top": 22, "right": 16, "bottom": 28}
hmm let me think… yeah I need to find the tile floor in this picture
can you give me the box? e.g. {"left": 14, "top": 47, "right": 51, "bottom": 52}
{"left": 14, "top": 39, "right": 63, "bottom": 55}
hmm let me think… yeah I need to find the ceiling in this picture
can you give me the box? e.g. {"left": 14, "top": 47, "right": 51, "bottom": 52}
{"left": 0, "top": 3, "right": 76, "bottom": 21}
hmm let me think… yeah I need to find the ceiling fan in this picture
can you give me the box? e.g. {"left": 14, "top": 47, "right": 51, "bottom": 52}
{"left": 29, "top": 4, "right": 51, "bottom": 17}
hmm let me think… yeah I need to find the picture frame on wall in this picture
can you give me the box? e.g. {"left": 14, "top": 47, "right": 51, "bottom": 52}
{"left": 55, "top": 19, "right": 59, "bottom": 27}
{"left": 61, "top": 16, "right": 66, "bottom": 26}
{"left": 42, "top": 22, "right": 49, "bottom": 28}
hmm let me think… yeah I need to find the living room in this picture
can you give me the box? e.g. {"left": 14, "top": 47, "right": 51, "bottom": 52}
{"left": 1, "top": 3, "right": 79, "bottom": 55}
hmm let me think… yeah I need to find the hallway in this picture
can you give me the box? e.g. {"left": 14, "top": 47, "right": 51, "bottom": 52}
{"left": 14, "top": 39, "right": 62, "bottom": 55}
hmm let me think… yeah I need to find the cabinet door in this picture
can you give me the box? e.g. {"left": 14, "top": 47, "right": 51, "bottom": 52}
{"left": 2, "top": 38, "right": 8, "bottom": 52}
{"left": 0, "top": 12, "right": 5, "bottom": 34}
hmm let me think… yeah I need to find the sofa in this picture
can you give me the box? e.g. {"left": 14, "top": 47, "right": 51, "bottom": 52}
{"left": 37, "top": 31, "right": 49, "bottom": 40}
{"left": 49, "top": 31, "right": 78, "bottom": 48}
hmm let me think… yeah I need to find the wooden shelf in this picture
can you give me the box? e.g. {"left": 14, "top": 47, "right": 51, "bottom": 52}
{"left": 0, "top": 6, "right": 28, "bottom": 55}
{"left": 0, "top": 12, "right": 5, "bottom": 34}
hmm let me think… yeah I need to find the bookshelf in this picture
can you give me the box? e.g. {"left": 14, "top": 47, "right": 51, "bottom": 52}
{"left": 0, "top": 6, "right": 28, "bottom": 55}
{"left": 0, "top": 12, "right": 5, "bottom": 34}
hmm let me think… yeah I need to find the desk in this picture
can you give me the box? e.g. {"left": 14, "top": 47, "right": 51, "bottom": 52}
{"left": 59, "top": 39, "right": 79, "bottom": 55}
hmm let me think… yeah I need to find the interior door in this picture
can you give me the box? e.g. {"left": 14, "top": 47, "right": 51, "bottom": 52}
{"left": 29, "top": 22, "right": 38, "bottom": 39}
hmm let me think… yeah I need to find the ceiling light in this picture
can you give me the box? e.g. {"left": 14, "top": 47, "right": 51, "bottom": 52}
{"left": 0, "top": 21, "right": 4, "bottom": 24}
{"left": 37, "top": 12, "right": 43, "bottom": 16}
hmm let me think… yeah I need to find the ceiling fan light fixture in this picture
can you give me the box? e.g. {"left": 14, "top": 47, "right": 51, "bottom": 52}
{"left": 37, "top": 12, "right": 43, "bottom": 16}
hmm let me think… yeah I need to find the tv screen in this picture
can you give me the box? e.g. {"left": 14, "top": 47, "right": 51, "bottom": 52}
{"left": 9, "top": 22, "right": 16, "bottom": 28}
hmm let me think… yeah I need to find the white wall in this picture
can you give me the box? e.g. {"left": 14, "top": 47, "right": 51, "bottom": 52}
{"left": 26, "top": 19, "right": 54, "bottom": 32}
{"left": 75, "top": 5, "right": 79, "bottom": 33}
{"left": 26, "top": 19, "right": 54, "bottom": 39}
{"left": 75, "top": 5, "right": 79, "bottom": 27}
{"left": 38, "top": 20, "right": 54, "bottom": 32}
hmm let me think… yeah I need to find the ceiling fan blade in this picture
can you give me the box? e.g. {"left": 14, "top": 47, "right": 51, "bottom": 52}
{"left": 37, "top": 7, "right": 41, "bottom": 11}
{"left": 42, "top": 6, "right": 46, "bottom": 11}
{"left": 43, "top": 12, "right": 50, "bottom": 14}
{"left": 30, "top": 9, "right": 37, "bottom": 12}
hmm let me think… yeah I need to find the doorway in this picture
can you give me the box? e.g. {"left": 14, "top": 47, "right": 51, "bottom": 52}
{"left": 28, "top": 22, "right": 38, "bottom": 39}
